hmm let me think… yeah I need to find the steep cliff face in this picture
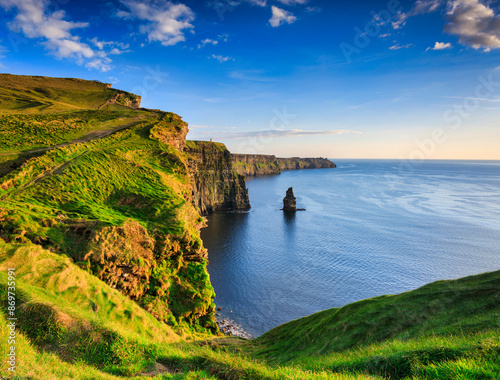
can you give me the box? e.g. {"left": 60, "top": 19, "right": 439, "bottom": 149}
{"left": 186, "top": 141, "right": 251, "bottom": 215}
{"left": 0, "top": 75, "right": 218, "bottom": 333}
{"left": 232, "top": 154, "right": 336, "bottom": 177}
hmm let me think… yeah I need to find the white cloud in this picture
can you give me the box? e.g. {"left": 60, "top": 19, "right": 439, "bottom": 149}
{"left": 118, "top": 0, "right": 194, "bottom": 47}
{"left": 392, "top": 0, "right": 443, "bottom": 29}
{"left": 389, "top": 43, "right": 414, "bottom": 50}
{"left": 90, "top": 38, "right": 129, "bottom": 52}
{"left": 269, "top": 6, "right": 297, "bottom": 27}
{"left": 276, "top": 0, "right": 308, "bottom": 5}
{"left": 85, "top": 58, "right": 112, "bottom": 72}
{"left": 426, "top": 41, "right": 453, "bottom": 50}
{"left": 444, "top": 0, "right": 500, "bottom": 51}
{"left": 211, "top": 54, "right": 234, "bottom": 63}
{"left": 203, "top": 39, "right": 218, "bottom": 45}
{"left": 213, "top": 0, "right": 266, "bottom": 7}
{"left": 219, "top": 129, "right": 362, "bottom": 140}
{"left": 198, "top": 34, "right": 229, "bottom": 49}
{"left": 0, "top": 0, "right": 94, "bottom": 60}
{"left": 0, "top": 0, "right": 120, "bottom": 71}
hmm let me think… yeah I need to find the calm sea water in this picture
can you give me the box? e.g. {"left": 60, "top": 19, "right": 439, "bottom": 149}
{"left": 201, "top": 160, "right": 500, "bottom": 337}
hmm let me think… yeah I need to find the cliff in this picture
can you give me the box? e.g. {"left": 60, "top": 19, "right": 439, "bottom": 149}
{"left": 185, "top": 141, "right": 250, "bottom": 215}
{"left": 0, "top": 75, "right": 218, "bottom": 334}
{"left": 232, "top": 153, "right": 336, "bottom": 176}
{"left": 1, "top": 74, "right": 497, "bottom": 380}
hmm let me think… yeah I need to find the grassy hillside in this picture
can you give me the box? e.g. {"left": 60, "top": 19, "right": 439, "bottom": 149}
{"left": 0, "top": 74, "right": 498, "bottom": 379}
{"left": 0, "top": 74, "right": 140, "bottom": 113}
{"left": 1, "top": 242, "right": 498, "bottom": 379}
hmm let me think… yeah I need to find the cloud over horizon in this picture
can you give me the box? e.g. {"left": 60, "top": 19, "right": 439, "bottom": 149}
{"left": 201, "top": 129, "right": 362, "bottom": 140}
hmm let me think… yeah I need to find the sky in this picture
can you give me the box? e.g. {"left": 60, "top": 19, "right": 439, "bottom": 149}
{"left": 0, "top": 0, "right": 500, "bottom": 159}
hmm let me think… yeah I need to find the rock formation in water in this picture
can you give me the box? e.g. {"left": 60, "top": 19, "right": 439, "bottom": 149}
{"left": 232, "top": 154, "right": 336, "bottom": 177}
{"left": 282, "top": 187, "right": 297, "bottom": 211}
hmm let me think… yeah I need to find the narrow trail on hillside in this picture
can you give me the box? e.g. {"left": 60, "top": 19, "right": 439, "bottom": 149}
{"left": 0, "top": 114, "right": 148, "bottom": 157}
{"left": 0, "top": 114, "right": 154, "bottom": 197}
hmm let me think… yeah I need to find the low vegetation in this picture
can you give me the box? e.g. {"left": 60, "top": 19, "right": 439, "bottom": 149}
{"left": 0, "top": 74, "right": 498, "bottom": 379}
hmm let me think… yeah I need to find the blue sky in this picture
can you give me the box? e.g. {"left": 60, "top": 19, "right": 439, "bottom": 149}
{"left": 1, "top": 0, "right": 500, "bottom": 159}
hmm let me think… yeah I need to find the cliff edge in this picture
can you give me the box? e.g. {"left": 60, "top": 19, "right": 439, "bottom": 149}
{"left": 186, "top": 141, "right": 250, "bottom": 215}
{"left": 232, "top": 153, "right": 336, "bottom": 177}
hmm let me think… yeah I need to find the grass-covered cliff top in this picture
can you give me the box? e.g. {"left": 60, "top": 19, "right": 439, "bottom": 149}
{"left": 232, "top": 154, "right": 336, "bottom": 177}
{"left": 0, "top": 74, "right": 498, "bottom": 379}
{"left": 0, "top": 73, "right": 140, "bottom": 114}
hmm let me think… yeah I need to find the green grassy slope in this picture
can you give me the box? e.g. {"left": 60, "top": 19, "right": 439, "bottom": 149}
{"left": 245, "top": 270, "right": 500, "bottom": 379}
{"left": 0, "top": 113, "right": 216, "bottom": 332}
{"left": 256, "top": 270, "right": 500, "bottom": 362}
{"left": 0, "top": 73, "right": 139, "bottom": 113}
{"left": 1, "top": 74, "right": 499, "bottom": 379}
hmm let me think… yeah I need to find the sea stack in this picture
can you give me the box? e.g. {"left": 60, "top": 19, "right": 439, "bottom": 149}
{"left": 283, "top": 187, "right": 297, "bottom": 211}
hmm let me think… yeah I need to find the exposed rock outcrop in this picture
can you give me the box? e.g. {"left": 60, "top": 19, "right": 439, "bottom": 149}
{"left": 109, "top": 91, "right": 142, "bottom": 108}
{"left": 150, "top": 112, "right": 189, "bottom": 150}
{"left": 186, "top": 141, "right": 251, "bottom": 215}
{"left": 282, "top": 187, "right": 297, "bottom": 211}
{"left": 232, "top": 154, "right": 336, "bottom": 177}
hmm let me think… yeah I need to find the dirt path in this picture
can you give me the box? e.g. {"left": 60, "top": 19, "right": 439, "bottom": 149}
{"left": 0, "top": 114, "right": 152, "bottom": 192}
{"left": 0, "top": 114, "right": 148, "bottom": 157}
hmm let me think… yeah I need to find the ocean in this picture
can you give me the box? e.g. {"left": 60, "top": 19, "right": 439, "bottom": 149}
{"left": 200, "top": 160, "right": 500, "bottom": 337}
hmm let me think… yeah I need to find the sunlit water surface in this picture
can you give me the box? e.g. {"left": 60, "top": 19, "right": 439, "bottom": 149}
{"left": 201, "top": 160, "right": 500, "bottom": 337}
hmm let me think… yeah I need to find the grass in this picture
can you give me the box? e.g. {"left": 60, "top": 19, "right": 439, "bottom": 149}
{"left": 1, "top": 242, "right": 498, "bottom": 379}
{"left": 254, "top": 270, "right": 500, "bottom": 363}
{"left": 0, "top": 110, "right": 145, "bottom": 153}
{"left": 0, "top": 74, "right": 139, "bottom": 113}
{"left": 0, "top": 110, "right": 216, "bottom": 333}
{"left": 1, "top": 74, "right": 499, "bottom": 379}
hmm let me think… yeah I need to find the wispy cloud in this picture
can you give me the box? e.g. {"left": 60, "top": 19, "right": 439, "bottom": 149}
{"left": 210, "top": 54, "right": 234, "bottom": 63}
{"left": 444, "top": 0, "right": 500, "bottom": 51}
{"left": 269, "top": 6, "right": 297, "bottom": 27}
{"left": 392, "top": 0, "right": 443, "bottom": 29}
{"left": 0, "top": 0, "right": 116, "bottom": 71}
{"left": 389, "top": 43, "right": 413, "bottom": 50}
{"left": 305, "top": 6, "right": 321, "bottom": 13}
{"left": 118, "top": 0, "right": 194, "bottom": 47}
{"left": 229, "top": 69, "right": 276, "bottom": 82}
{"left": 217, "top": 129, "right": 362, "bottom": 139}
{"left": 210, "top": 0, "right": 267, "bottom": 10}
{"left": 0, "top": 43, "right": 7, "bottom": 58}
{"left": 444, "top": 96, "right": 500, "bottom": 102}
{"left": 198, "top": 38, "right": 218, "bottom": 48}
{"left": 426, "top": 41, "right": 452, "bottom": 51}
{"left": 276, "top": 0, "right": 308, "bottom": 5}
{"left": 198, "top": 34, "right": 229, "bottom": 49}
